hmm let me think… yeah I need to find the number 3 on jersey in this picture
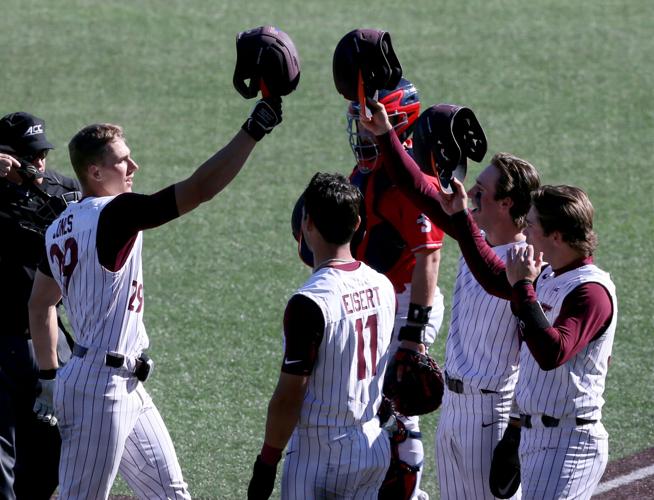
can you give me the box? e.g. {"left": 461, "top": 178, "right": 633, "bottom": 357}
{"left": 355, "top": 313, "right": 378, "bottom": 380}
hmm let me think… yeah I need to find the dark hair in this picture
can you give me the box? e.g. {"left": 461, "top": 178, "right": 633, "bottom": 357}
{"left": 303, "top": 172, "right": 362, "bottom": 245}
{"left": 491, "top": 152, "right": 541, "bottom": 229}
{"left": 68, "top": 123, "right": 125, "bottom": 183}
{"left": 532, "top": 185, "right": 597, "bottom": 256}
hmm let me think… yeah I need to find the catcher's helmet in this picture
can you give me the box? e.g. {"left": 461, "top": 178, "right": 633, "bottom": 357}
{"left": 412, "top": 104, "right": 487, "bottom": 193}
{"left": 333, "top": 29, "right": 402, "bottom": 102}
{"left": 347, "top": 78, "right": 420, "bottom": 173}
{"left": 233, "top": 26, "right": 301, "bottom": 98}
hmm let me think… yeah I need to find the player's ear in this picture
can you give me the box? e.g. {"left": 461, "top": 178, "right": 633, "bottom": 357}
{"left": 88, "top": 164, "right": 102, "bottom": 182}
{"left": 499, "top": 196, "right": 513, "bottom": 212}
{"left": 353, "top": 215, "right": 361, "bottom": 232}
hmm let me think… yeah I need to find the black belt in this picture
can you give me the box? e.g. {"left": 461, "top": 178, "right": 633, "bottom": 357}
{"left": 520, "top": 414, "right": 597, "bottom": 428}
{"left": 72, "top": 343, "right": 152, "bottom": 381}
{"left": 445, "top": 372, "right": 497, "bottom": 395}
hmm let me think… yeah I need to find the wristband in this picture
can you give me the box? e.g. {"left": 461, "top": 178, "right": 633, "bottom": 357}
{"left": 398, "top": 324, "right": 425, "bottom": 343}
{"left": 407, "top": 302, "right": 431, "bottom": 325}
{"left": 516, "top": 300, "right": 551, "bottom": 334}
{"left": 39, "top": 368, "right": 58, "bottom": 380}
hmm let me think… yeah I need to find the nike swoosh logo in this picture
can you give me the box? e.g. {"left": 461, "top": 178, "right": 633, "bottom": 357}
{"left": 481, "top": 421, "right": 498, "bottom": 428}
{"left": 497, "top": 471, "right": 519, "bottom": 497}
{"left": 284, "top": 358, "right": 302, "bottom": 365}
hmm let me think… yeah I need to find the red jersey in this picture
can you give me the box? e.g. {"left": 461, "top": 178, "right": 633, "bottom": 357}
{"left": 350, "top": 164, "right": 444, "bottom": 293}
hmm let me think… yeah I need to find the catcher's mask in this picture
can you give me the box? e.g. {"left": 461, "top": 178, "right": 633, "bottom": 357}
{"left": 333, "top": 29, "right": 402, "bottom": 102}
{"left": 233, "top": 26, "right": 301, "bottom": 98}
{"left": 291, "top": 193, "right": 314, "bottom": 267}
{"left": 347, "top": 77, "right": 420, "bottom": 173}
{"left": 412, "top": 104, "right": 487, "bottom": 193}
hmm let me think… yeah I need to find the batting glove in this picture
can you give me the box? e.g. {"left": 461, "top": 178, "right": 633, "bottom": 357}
{"left": 33, "top": 378, "right": 58, "bottom": 427}
{"left": 489, "top": 423, "right": 521, "bottom": 498}
{"left": 247, "top": 455, "right": 277, "bottom": 499}
{"left": 242, "top": 96, "right": 283, "bottom": 141}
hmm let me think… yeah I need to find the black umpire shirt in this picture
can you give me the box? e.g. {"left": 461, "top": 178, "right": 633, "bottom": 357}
{"left": 0, "top": 170, "right": 80, "bottom": 337}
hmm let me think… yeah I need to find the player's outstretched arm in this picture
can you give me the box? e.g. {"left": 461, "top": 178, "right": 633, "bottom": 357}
{"left": 175, "top": 97, "right": 282, "bottom": 216}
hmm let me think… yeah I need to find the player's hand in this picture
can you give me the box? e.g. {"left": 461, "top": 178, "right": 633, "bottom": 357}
{"left": 33, "top": 378, "right": 58, "bottom": 427}
{"left": 357, "top": 98, "right": 393, "bottom": 136}
{"left": 242, "top": 96, "right": 283, "bottom": 141}
{"left": 0, "top": 153, "right": 20, "bottom": 178}
{"left": 433, "top": 177, "right": 468, "bottom": 215}
{"left": 506, "top": 244, "right": 543, "bottom": 286}
{"left": 247, "top": 455, "right": 277, "bottom": 499}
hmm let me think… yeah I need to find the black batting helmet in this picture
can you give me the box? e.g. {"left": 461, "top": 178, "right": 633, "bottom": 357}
{"left": 233, "top": 26, "right": 301, "bottom": 98}
{"left": 412, "top": 104, "right": 487, "bottom": 192}
{"left": 333, "top": 29, "right": 402, "bottom": 102}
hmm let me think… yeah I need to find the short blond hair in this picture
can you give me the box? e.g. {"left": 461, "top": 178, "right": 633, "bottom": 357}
{"left": 68, "top": 123, "right": 124, "bottom": 184}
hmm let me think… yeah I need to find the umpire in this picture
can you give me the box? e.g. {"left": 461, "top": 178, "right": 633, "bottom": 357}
{"left": 0, "top": 112, "right": 79, "bottom": 499}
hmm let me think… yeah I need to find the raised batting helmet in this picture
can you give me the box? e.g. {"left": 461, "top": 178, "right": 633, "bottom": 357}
{"left": 233, "top": 26, "right": 301, "bottom": 98}
{"left": 347, "top": 78, "right": 420, "bottom": 173}
{"left": 412, "top": 104, "right": 487, "bottom": 192}
{"left": 333, "top": 29, "right": 402, "bottom": 102}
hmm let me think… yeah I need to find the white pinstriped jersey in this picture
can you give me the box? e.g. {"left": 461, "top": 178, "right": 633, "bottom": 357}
{"left": 295, "top": 262, "right": 396, "bottom": 428}
{"left": 516, "top": 264, "right": 617, "bottom": 420}
{"left": 45, "top": 196, "right": 148, "bottom": 357}
{"left": 445, "top": 241, "right": 523, "bottom": 392}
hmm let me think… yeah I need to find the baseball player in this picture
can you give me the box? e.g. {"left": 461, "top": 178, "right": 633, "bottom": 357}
{"left": 247, "top": 172, "right": 397, "bottom": 499}
{"left": 346, "top": 78, "right": 445, "bottom": 500}
{"left": 0, "top": 112, "right": 80, "bottom": 500}
{"left": 27, "top": 96, "right": 284, "bottom": 498}
{"left": 365, "top": 101, "right": 541, "bottom": 498}
{"left": 361, "top": 103, "right": 617, "bottom": 499}
{"left": 433, "top": 152, "right": 539, "bottom": 500}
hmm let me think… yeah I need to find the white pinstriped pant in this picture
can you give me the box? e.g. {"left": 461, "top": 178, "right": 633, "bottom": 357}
{"left": 54, "top": 356, "right": 190, "bottom": 499}
{"left": 519, "top": 420, "right": 608, "bottom": 499}
{"left": 281, "top": 419, "right": 390, "bottom": 499}
{"left": 436, "top": 387, "right": 520, "bottom": 500}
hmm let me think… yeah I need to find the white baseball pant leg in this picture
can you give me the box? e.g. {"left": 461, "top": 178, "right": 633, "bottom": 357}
{"left": 281, "top": 419, "right": 390, "bottom": 499}
{"left": 519, "top": 421, "right": 608, "bottom": 499}
{"left": 436, "top": 389, "right": 519, "bottom": 500}
{"left": 55, "top": 359, "right": 190, "bottom": 499}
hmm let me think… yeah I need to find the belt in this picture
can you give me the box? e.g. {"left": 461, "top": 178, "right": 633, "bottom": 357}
{"left": 445, "top": 372, "right": 497, "bottom": 395}
{"left": 520, "top": 414, "right": 597, "bottom": 429}
{"left": 72, "top": 343, "right": 126, "bottom": 368}
{"left": 72, "top": 343, "right": 152, "bottom": 381}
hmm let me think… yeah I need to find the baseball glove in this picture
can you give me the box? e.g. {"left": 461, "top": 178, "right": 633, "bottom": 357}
{"left": 489, "top": 424, "right": 521, "bottom": 498}
{"left": 383, "top": 347, "right": 444, "bottom": 416}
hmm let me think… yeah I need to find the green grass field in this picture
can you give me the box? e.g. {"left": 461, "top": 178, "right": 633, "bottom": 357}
{"left": 2, "top": 0, "right": 652, "bottom": 497}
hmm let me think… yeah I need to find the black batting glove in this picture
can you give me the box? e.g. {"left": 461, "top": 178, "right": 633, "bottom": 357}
{"left": 242, "top": 96, "right": 283, "bottom": 141}
{"left": 247, "top": 455, "right": 278, "bottom": 499}
{"left": 489, "top": 423, "right": 521, "bottom": 498}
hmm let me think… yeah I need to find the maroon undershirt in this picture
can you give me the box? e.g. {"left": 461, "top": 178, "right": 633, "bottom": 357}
{"left": 378, "top": 130, "right": 613, "bottom": 370}
{"left": 281, "top": 261, "right": 362, "bottom": 376}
